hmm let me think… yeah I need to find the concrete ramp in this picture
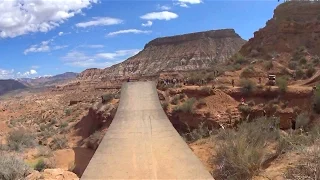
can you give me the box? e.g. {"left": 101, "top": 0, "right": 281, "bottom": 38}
{"left": 81, "top": 81, "right": 213, "bottom": 179}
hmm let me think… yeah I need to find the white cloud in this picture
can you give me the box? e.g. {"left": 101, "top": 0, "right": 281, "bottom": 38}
{"left": 140, "top": 11, "right": 178, "bottom": 21}
{"left": 0, "top": 69, "right": 15, "bottom": 79}
{"left": 24, "top": 40, "right": 67, "bottom": 54}
{"left": 75, "top": 17, "right": 123, "bottom": 28}
{"left": 107, "top": 29, "right": 151, "bottom": 37}
{"left": 62, "top": 49, "right": 141, "bottom": 68}
{"left": 175, "top": 0, "right": 202, "bottom": 7}
{"left": 96, "top": 49, "right": 141, "bottom": 60}
{"left": 30, "top": 69, "right": 37, "bottom": 75}
{"left": 79, "top": 44, "right": 105, "bottom": 48}
{"left": 157, "top": 5, "right": 171, "bottom": 10}
{"left": 0, "top": 0, "right": 98, "bottom": 38}
{"left": 142, "top": 21, "right": 153, "bottom": 27}
{"left": 58, "top": 32, "right": 64, "bottom": 36}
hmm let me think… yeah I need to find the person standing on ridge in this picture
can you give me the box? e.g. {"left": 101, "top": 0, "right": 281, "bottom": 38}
{"left": 232, "top": 79, "right": 235, "bottom": 87}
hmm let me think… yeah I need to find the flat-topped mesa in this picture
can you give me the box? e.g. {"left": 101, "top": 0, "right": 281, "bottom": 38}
{"left": 79, "top": 29, "right": 246, "bottom": 80}
{"left": 145, "top": 29, "right": 241, "bottom": 48}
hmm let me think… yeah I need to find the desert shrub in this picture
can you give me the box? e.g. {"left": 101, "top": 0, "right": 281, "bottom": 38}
{"left": 288, "top": 61, "right": 298, "bottom": 70}
{"left": 64, "top": 108, "right": 71, "bottom": 116}
{"left": 60, "top": 122, "right": 68, "bottom": 128}
{"left": 238, "top": 105, "right": 252, "bottom": 114}
{"left": 102, "top": 93, "right": 114, "bottom": 103}
{"left": 0, "top": 154, "right": 30, "bottom": 180}
{"left": 171, "top": 95, "right": 180, "bottom": 105}
{"left": 296, "top": 68, "right": 305, "bottom": 79}
{"left": 200, "top": 86, "right": 212, "bottom": 96}
{"left": 7, "top": 130, "right": 36, "bottom": 151}
{"left": 295, "top": 113, "right": 310, "bottom": 130}
{"left": 240, "top": 66, "right": 255, "bottom": 78}
{"left": 240, "top": 79, "right": 256, "bottom": 94}
{"left": 247, "top": 100, "right": 255, "bottom": 107}
{"left": 276, "top": 76, "right": 288, "bottom": 93}
{"left": 161, "top": 101, "right": 169, "bottom": 111}
{"left": 50, "top": 137, "right": 68, "bottom": 150}
{"left": 232, "top": 53, "right": 248, "bottom": 65}
{"left": 34, "top": 158, "right": 46, "bottom": 171}
{"left": 188, "top": 72, "right": 202, "bottom": 85}
{"left": 205, "top": 72, "right": 216, "bottom": 82}
{"left": 87, "top": 131, "right": 102, "bottom": 150}
{"left": 213, "top": 117, "right": 280, "bottom": 179}
{"left": 264, "top": 61, "right": 273, "bottom": 70}
{"left": 306, "top": 66, "right": 316, "bottom": 78}
{"left": 313, "top": 85, "right": 320, "bottom": 114}
{"left": 299, "top": 57, "right": 307, "bottom": 65}
{"left": 173, "top": 98, "right": 196, "bottom": 114}
{"left": 312, "top": 55, "right": 320, "bottom": 65}
{"left": 285, "top": 147, "right": 320, "bottom": 180}
{"left": 184, "top": 122, "right": 211, "bottom": 142}
{"left": 36, "top": 146, "right": 52, "bottom": 157}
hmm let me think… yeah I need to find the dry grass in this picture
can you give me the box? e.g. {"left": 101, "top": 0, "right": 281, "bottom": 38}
{"left": 173, "top": 98, "right": 196, "bottom": 114}
{"left": 0, "top": 153, "right": 30, "bottom": 180}
{"left": 7, "top": 129, "right": 36, "bottom": 151}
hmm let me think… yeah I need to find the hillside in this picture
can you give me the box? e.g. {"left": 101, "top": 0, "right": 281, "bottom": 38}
{"left": 240, "top": 1, "right": 320, "bottom": 59}
{"left": 79, "top": 29, "right": 246, "bottom": 80}
{"left": 0, "top": 79, "right": 27, "bottom": 95}
{"left": 18, "top": 72, "right": 78, "bottom": 87}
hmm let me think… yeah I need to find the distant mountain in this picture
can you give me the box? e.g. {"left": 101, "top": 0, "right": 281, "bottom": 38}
{"left": 18, "top": 72, "right": 78, "bottom": 87}
{"left": 79, "top": 29, "right": 246, "bottom": 80}
{"left": 0, "top": 79, "right": 27, "bottom": 95}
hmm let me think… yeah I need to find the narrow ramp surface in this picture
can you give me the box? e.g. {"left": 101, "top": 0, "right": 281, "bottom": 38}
{"left": 81, "top": 81, "right": 213, "bottom": 179}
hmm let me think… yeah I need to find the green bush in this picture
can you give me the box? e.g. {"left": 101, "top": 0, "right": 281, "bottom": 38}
{"left": 312, "top": 56, "right": 320, "bottom": 65}
{"left": 306, "top": 66, "right": 316, "bottom": 78}
{"left": 299, "top": 57, "right": 307, "bottom": 65}
{"left": 102, "top": 93, "right": 114, "bottom": 103}
{"left": 288, "top": 61, "right": 298, "bottom": 70}
{"left": 161, "top": 101, "right": 169, "bottom": 111}
{"left": 173, "top": 98, "right": 196, "bottom": 114}
{"left": 240, "top": 79, "right": 256, "bottom": 94}
{"left": 0, "top": 154, "right": 30, "bottom": 180}
{"left": 241, "top": 66, "right": 255, "bottom": 77}
{"left": 183, "top": 122, "right": 211, "bottom": 142}
{"left": 276, "top": 77, "right": 288, "bottom": 93}
{"left": 50, "top": 137, "right": 68, "bottom": 150}
{"left": 238, "top": 105, "right": 252, "bottom": 114}
{"left": 264, "top": 61, "right": 273, "bottom": 70}
{"left": 213, "top": 117, "right": 280, "bottom": 179}
{"left": 295, "top": 68, "right": 305, "bottom": 79}
{"left": 64, "top": 108, "right": 71, "bottom": 116}
{"left": 171, "top": 95, "right": 180, "bottom": 105}
{"left": 295, "top": 113, "right": 310, "bottom": 130}
{"left": 233, "top": 53, "right": 248, "bottom": 65}
{"left": 7, "top": 130, "right": 36, "bottom": 151}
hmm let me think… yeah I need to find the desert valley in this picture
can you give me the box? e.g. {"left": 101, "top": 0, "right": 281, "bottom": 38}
{"left": 1, "top": 1, "right": 320, "bottom": 180}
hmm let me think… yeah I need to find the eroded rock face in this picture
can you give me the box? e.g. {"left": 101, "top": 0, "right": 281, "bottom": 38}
{"left": 79, "top": 29, "right": 246, "bottom": 80}
{"left": 240, "top": 2, "right": 320, "bottom": 58}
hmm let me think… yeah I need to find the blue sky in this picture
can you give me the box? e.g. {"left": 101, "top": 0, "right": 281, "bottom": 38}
{"left": 0, "top": 0, "right": 280, "bottom": 79}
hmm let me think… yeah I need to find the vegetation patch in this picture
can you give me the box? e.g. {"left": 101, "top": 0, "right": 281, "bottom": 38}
{"left": 240, "top": 79, "right": 256, "bottom": 94}
{"left": 7, "top": 130, "right": 36, "bottom": 151}
{"left": 173, "top": 98, "right": 196, "bottom": 114}
{"left": 0, "top": 154, "right": 30, "bottom": 180}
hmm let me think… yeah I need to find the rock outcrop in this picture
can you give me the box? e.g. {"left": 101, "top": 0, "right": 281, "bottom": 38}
{"left": 26, "top": 169, "right": 79, "bottom": 180}
{"left": 240, "top": 1, "right": 320, "bottom": 58}
{"left": 79, "top": 29, "right": 246, "bottom": 80}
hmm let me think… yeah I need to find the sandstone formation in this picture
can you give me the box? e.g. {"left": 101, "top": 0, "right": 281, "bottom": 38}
{"left": 78, "top": 29, "right": 246, "bottom": 80}
{"left": 240, "top": 1, "right": 320, "bottom": 58}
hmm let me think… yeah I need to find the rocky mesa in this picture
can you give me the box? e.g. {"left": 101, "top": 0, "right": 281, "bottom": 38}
{"left": 79, "top": 29, "right": 246, "bottom": 80}
{"left": 239, "top": 1, "right": 320, "bottom": 58}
